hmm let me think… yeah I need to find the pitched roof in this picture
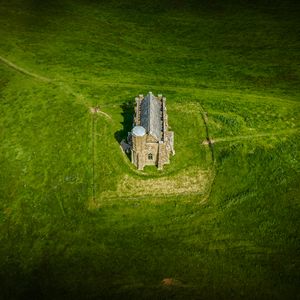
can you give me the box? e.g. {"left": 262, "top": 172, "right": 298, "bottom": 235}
{"left": 140, "top": 92, "right": 162, "bottom": 140}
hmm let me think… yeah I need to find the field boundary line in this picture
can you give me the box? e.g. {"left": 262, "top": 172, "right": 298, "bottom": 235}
{"left": 64, "top": 79, "right": 299, "bottom": 105}
{"left": 91, "top": 191, "right": 208, "bottom": 205}
{"left": 0, "top": 55, "right": 51, "bottom": 82}
{"left": 92, "top": 114, "right": 95, "bottom": 201}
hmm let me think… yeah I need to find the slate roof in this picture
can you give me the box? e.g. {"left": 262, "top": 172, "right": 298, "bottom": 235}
{"left": 140, "top": 92, "right": 162, "bottom": 141}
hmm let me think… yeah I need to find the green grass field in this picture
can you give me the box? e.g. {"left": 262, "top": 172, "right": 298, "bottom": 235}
{"left": 0, "top": 0, "right": 299, "bottom": 299}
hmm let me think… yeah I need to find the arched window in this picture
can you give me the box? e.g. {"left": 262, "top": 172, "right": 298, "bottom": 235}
{"left": 148, "top": 153, "right": 153, "bottom": 160}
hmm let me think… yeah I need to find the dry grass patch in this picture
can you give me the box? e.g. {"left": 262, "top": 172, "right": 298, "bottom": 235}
{"left": 100, "top": 167, "right": 212, "bottom": 199}
{"left": 170, "top": 102, "right": 201, "bottom": 113}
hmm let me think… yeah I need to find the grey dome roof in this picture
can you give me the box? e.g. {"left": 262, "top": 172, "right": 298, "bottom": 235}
{"left": 132, "top": 126, "right": 146, "bottom": 137}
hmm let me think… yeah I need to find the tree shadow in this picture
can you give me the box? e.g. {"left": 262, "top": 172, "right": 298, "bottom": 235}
{"left": 114, "top": 101, "right": 134, "bottom": 144}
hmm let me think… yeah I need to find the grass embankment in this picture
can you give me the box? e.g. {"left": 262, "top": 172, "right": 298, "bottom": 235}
{"left": 0, "top": 0, "right": 299, "bottom": 299}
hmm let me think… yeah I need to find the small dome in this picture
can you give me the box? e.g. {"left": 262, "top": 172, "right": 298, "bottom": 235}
{"left": 132, "top": 126, "right": 146, "bottom": 137}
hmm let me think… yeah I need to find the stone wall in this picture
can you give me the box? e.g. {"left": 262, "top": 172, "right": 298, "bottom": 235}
{"left": 131, "top": 133, "right": 146, "bottom": 170}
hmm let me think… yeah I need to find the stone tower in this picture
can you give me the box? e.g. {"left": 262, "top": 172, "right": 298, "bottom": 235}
{"left": 131, "top": 126, "right": 147, "bottom": 170}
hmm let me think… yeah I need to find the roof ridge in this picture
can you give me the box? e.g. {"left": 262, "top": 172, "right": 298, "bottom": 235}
{"left": 148, "top": 92, "right": 151, "bottom": 134}
{"left": 140, "top": 92, "right": 162, "bottom": 140}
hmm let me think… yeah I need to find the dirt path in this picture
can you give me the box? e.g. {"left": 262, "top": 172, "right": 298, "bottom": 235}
{"left": 210, "top": 128, "right": 299, "bottom": 144}
{"left": 199, "top": 103, "right": 215, "bottom": 162}
{"left": 0, "top": 55, "right": 112, "bottom": 119}
{"left": 0, "top": 55, "right": 51, "bottom": 82}
{"left": 90, "top": 107, "right": 112, "bottom": 119}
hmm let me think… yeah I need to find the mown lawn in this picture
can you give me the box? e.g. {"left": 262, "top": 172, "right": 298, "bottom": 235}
{"left": 0, "top": 0, "right": 299, "bottom": 299}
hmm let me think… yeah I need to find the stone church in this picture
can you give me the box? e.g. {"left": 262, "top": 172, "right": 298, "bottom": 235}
{"left": 128, "top": 92, "right": 175, "bottom": 170}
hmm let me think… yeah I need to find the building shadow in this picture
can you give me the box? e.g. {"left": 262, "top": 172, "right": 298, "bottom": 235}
{"left": 114, "top": 101, "right": 134, "bottom": 154}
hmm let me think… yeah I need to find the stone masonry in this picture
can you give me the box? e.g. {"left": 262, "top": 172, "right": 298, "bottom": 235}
{"left": 128, "top": 92, "right": 175, "bottom": 170}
